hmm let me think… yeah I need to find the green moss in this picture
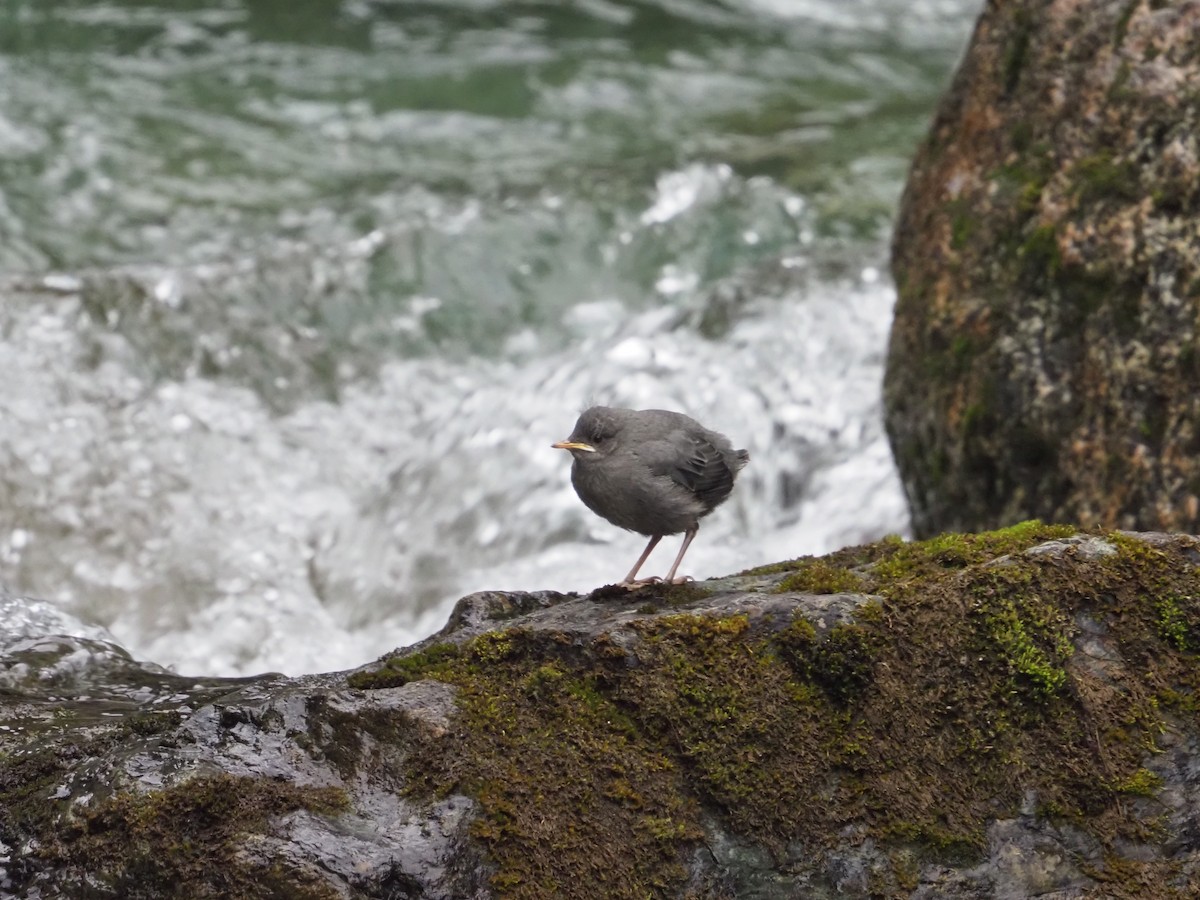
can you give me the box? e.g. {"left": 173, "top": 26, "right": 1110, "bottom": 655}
{"left": 1057, "top": 264, "right": 1123, "bottom": 326}
{"left": 1112, "top": 768, "right": 1163, "bottom": 797}
{"left": 1156, "top": 687, "right": 1200, "bottom": 716}
{"left": 1019, "top": 223, "right": 1062, "bottom": 279}
{"left": 976, "top": 590, "right": 1070, "bottom": 702}
{"left": 924, "top": 331, "right": 979, "bottom": 380}
{"left": 471, "top": 630, "right": 523, "bottom": 664}
{"left": 773, "top": 616, "right": 820, "bottom": 671}
{"left": 775, "top": 560, "right": 864, "bottom": 594}
{"left": 993, "top": 149, "right": 1054, "bottom": 220}
{"left": 1113, "top": 0, "right": 1139, "bottom": 47}
{"left": 348, "top": 640, "right": 462, "bottom": 689}
{"left": 1017, "top": 178, "right": 1046, "bottom": 218}
{"left": 950, "top": 334, "right": 974, "bottom": 368}
{"left": 868, "top": 520, "right": 1077, "bottom": 583}
{"left": 774, "top": 615, "right": 880, "bottom": 704}
{"left": 1109, "top": 59, "right": 1134, "bottom": 102}
{"left": 743, "top": 536, "right": 901, "bottom": 579}
{"left": 1153, "top": 593, "right": 1197, "bottom": 652}
{"left": 1003, "top": 9, "right": 1034, "bottom": 95}
{"left": 950, "top": 209, "right": 974, "bottom": 250}
{"left": 815, "top": 625, "right": 878, "bottom": 703}
{"left": 1010, "top": 120, "right": 1034, "bottom": 152}
{"left": 945, "top": 195, "right": 980, "bottom": 252}
{"left": 624, "top": 614, "right": 832, "bottom": 835}
{"left": 739, "top": 559, "right": 801, "bottom": 577}
{"left": 881, "top": 820, "right": 984, "bottom": 858}
{"left": 961, "top": 401, "right": 988, "bottom": 438}
{"left": 1071, "top": 151, "right": 1139, "bottom": 205}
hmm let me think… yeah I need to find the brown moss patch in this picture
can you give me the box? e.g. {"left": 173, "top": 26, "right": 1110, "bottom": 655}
{"left": 774, "top": 613, "right": 881, "bottom": 705}
{"left": 628, "top": 580, "right": 714, "bottom": 605}
{"left": 400, "top": 628, "right": 702, "bottom": 898}
{"left": 0, "top": 741, "right": 349, "bottom": 900}
{"left": 120, "top": 710, "right": 185, "bottom": 737}
{"left": 54, "top": 774, "right": 348, "bottom": 900}
{"left": 0, "top": 739, "right": 111, "bottom": 846}
{"left": 304, "top": 693, "right": 412, "bottom": 784}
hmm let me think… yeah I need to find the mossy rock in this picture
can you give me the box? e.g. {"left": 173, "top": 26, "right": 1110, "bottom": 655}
{"left": 6, "top": 524, "right": 1200, "bottom": 898}
{"left": 886, "top": 0, "right": 1200, "bottom": 538}
{"left": 344, "top": 523, "right": 1200, "bottom": 897}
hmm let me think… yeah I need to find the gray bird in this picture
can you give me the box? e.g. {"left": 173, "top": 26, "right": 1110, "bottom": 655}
{"left": 552, "top": 406, "right": 749, "bottom": 587}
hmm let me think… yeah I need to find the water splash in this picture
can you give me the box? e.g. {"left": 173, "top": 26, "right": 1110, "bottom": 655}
{"left": 0, "top": 0, "right": 983, "bottom": 677}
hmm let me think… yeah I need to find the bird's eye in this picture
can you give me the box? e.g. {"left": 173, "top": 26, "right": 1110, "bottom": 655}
{"left": 575, "top": 410, "right": 618, "bottom": 445}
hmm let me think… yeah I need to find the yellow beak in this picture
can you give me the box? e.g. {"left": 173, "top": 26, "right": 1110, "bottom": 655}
{"left": 552, "top": 440, "right": 596, "bottom": 452}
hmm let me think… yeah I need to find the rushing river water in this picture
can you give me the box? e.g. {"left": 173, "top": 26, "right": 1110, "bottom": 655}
{"left": 0, "top": 0, "right": 981, "bottom": 679}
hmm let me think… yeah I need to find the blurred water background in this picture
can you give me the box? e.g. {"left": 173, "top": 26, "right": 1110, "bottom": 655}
{"left": 0, "top": 0, "right": 981, "bottom": 678}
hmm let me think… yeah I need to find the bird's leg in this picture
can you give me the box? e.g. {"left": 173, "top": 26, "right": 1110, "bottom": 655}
{"left": 619, "top": 534, "right": 662, "bottom": 588}
{"left": 663, "top": 528, "right": 698, "bottom": 585}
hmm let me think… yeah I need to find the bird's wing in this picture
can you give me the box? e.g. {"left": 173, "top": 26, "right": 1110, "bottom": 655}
{"left": 643, "top": 431, "right": 737, "bottom": 510}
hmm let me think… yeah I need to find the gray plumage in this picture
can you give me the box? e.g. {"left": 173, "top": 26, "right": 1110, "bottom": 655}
{"left": 553, "top": 406, "right": 749, "bottom": 586}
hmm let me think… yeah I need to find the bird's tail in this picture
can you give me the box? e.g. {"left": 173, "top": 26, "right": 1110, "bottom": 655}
{"left": 735, "top": 449, "right": 750, "bottom": 469}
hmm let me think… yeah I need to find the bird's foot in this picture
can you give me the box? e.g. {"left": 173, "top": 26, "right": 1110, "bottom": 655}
{"left": 618, "top": 575, "right": 696, "bottom": 590}
{"left": 619, "top": 577, "right": 662, "bottom": 590}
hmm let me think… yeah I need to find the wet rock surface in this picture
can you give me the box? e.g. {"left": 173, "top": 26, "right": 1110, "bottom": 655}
{"left": 3, "top": 523, "right": 1200, "bottom": 898}
{"left": 885, "top": 0, "right": 1200, "bottom": 538}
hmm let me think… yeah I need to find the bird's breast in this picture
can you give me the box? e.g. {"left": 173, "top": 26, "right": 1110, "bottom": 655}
{"left": 571, "top": 456, "right": 702, "bottom": 536}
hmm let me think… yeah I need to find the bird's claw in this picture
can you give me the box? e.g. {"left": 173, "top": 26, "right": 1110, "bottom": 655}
{"left": 619, "top": 577, "right": 662, "bottom": 590}
{"left": 618, "top": 575, "right": 695, "bottom": 590}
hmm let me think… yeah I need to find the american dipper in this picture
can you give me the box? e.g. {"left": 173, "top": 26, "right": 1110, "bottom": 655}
{"left": 553, "top": 406, "right": 749, "bottom": 587}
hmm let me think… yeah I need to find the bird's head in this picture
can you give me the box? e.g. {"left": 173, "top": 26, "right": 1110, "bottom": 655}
{"left": 552, "top": 406, "right": 623, "bottom": 459}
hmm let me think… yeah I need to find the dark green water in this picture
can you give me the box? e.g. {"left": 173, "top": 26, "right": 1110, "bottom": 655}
{"left": 0, "top": 0, "right": 981, "bottom": 675}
